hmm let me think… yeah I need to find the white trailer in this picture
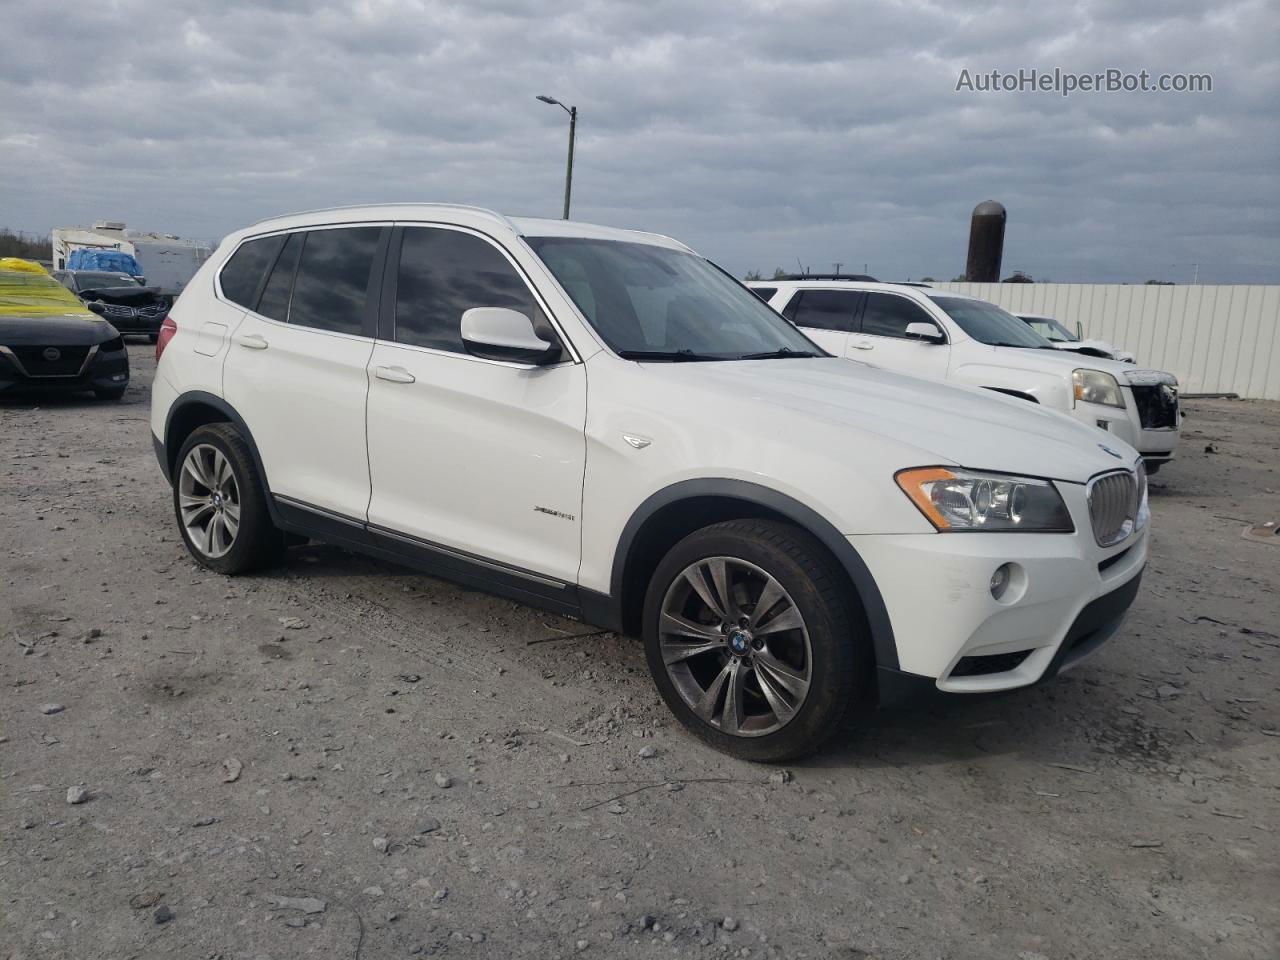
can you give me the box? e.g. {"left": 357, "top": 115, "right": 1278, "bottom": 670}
{"left": 51, "top": 221, "right": 212, "bottom": 296}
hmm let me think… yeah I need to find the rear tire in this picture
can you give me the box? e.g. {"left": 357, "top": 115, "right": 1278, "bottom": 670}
{"left": 173, "top": 423, "right": 283, "bottom": 575}
{"left": 642, "top": 519, "right": 868, "bottom": 762}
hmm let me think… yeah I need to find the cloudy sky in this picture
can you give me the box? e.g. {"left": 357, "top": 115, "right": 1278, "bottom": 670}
{"left": 2, "top": 0, "right": 1276, "bottom": 282}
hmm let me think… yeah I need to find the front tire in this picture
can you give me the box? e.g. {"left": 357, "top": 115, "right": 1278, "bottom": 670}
{"left": 94, "top": 386, "right": 127, "bottom": 402}
{"left": 642, "top": 519, "right": 867, "bottom": 762}
{"left": 173, "top": 423, "right": 282, "bottom": 574}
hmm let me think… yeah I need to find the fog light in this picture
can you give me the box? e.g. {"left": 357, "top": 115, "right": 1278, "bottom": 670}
{"left": 112, "top": 374, "right": 126, "bottom": 381}
{"left": 990, "top": 563, "right": 1013, "bottom": 600}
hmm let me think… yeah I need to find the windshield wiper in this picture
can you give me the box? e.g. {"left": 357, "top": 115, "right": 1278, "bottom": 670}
{"left": 616, "top": 349, "right": 721, "bottom": 362}
{"left": 737, "top": 348, "right": 820, "bottom": 360}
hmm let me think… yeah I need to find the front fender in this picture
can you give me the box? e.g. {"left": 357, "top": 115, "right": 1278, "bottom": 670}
{"left": 609, "top": 478, "right": 901, "bottom": 672}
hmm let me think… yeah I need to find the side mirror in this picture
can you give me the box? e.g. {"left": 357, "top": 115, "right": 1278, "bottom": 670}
{"left": 904, "top": 321, "right": 945, "bottom": 343}
{"left": 461, "top": 307, "right": 561, "bottom": 365}
{"left": 86, "top": 300, "right": 106, "bottom": 315}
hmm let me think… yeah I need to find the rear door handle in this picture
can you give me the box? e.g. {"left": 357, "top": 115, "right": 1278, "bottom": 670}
{"left": 375, "top": 365, "right": 415, "bottom": 384}
{"left": 850, "top": 340, "right": 874, "bottom": 351}
{"left": 237, "top": 334, "right": 269, "bottom": 350}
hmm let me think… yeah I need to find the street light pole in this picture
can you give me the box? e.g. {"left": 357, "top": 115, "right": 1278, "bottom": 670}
{"left": 536, "top": 95, "right": 577, "bottom": 220}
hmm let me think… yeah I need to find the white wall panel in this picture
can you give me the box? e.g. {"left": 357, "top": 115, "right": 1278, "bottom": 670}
{"left": 930, "top": 283, "right": 1280, "bottom": 399}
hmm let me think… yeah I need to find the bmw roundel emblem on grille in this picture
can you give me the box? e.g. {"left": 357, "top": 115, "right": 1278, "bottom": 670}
{"left": 1098, "top": 443, "right": 1123, "bottom": 459}
{"left": 42, "top": 347, "right": 61, "bottom": 362}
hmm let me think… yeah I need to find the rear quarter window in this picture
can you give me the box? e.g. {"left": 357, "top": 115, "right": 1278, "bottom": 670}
{"left": 219, "top": 236, "right": 284, "bottom": 309}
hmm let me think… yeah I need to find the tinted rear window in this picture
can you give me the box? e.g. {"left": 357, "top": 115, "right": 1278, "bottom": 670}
{"left": 219, "top": 236, "right": 284, "bottom": 309}
{"left": 288, "top": 228, "right": 381, "bottom": 335}
{"left": 256, "top": 233, "right": 303, "bottom": 323}
{"left": 789, "top": 290, "right": 861, "bottom": 332}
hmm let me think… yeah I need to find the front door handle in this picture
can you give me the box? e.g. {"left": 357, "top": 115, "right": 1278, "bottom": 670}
{"left": 237, "top": 334, "right": 269, "bottom": 350}
{"left": 375, "top": 365, "right": 416, "bottom": 384}
{"left": 849, "top": 340, "right": 874, "bottom": 351}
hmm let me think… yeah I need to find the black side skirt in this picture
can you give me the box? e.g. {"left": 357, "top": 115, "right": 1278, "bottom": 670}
{"left": 271, "top": 495, "right": 598, "bottom": 624}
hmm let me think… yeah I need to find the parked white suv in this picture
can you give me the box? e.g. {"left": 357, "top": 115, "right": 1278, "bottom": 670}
{"left": 748, "top": 280, "right": 1178, "bottom": 472}
{"left": 152, "top": 205, "right": 1150, "bottom": 760}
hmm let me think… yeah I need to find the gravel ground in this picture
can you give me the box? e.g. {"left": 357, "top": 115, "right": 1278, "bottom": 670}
{"left": 2, "top": 343, "right": 1278, "bottom": 960}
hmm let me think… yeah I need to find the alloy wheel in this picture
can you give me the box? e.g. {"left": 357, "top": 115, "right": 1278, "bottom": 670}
{"left": 658, "top": 556, "right": 813, "bottom": 737}
{"left": 178, "top": 443, "right": 241, "bottom": 559}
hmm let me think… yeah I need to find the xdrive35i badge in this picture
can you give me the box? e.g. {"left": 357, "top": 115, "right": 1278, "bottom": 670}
{"left": 533, "top": 506, "right": 576, "bottom": 522}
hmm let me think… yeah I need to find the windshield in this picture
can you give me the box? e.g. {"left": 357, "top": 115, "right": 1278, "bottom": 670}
{"left": 930, "top": 296, "right": 1053, "bottom": 348}
{"left": 76, "top": 272, "right": 137, "bottom": 290}
{"left": 1019, "top": 315, "right": 1076, "bottom": 342}
{"left": 525, "top": 237, "right": 823, "bottom": 360}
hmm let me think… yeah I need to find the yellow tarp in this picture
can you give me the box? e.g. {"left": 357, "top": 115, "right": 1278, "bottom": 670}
{"left": 0, "top": 258, "right": 96, "bottom": 318}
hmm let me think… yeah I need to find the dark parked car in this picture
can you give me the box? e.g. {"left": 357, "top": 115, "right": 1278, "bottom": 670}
{"left": 53, "top": 269, "right": 171, "bottom": 342}
{"left": 1, "top": 259, "right": 130, "bottom": 401}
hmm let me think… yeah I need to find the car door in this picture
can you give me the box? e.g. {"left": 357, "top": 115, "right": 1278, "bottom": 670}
{"left": 779, "top": 289, "right": 862, "bottom": 354}
{"left": 848, "top": 291, "right": 951, "bottom": 380}
{"left": 364, "top": 224, "right": 587, "bottom": 586}
{"left": 221, "top": 224, "right": 388, "bottom": 520}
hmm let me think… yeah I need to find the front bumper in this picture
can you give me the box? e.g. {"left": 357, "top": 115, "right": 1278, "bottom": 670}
{"left": 1073, "top": 391, "right": 1179, "bottom": 461}
{"left": 853, "top": 490, "right": 1147, "bottom": 697}
{"left": 0, "top": 344, "right": 129, "bottom": 396}
{"left": 94, "top": 303, "right": 167, "bottom": 335}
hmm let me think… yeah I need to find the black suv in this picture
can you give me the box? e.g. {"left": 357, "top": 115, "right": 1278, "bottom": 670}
{"left": 54, "top": 270, "right": 171, "bottom": 342}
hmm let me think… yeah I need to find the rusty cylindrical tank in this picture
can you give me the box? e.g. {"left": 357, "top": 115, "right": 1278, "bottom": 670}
{"left": 965, "top": 201, "right": 1006, "bottom": 282}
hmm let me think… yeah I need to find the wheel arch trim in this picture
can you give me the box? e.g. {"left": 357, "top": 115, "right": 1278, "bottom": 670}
{"left": 160, "top": 391, "right": 281, "bottom": 526}
{"left": 609, "top": 478, "right": 899, "bottom": 671}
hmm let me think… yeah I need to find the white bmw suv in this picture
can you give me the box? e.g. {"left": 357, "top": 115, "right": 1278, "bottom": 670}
{"left": 151, "top": 205, "right": 1150, "bottom": 760}
{"left": 747, "top": 279, "right": 1179, "bottom": 472}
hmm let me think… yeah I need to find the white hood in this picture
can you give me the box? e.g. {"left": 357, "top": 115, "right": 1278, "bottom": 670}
{"left": 629, "top": 358, "right": 1138, "bottom": 484}
{"left": 965, "top": 342, "right": 1158, "bottom": 382}
{"left": 1049, "top": 339, "right": 1136, "bottom": 363}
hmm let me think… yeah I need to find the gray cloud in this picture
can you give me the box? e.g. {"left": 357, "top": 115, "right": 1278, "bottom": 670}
{"left": 1, "top": 0, "right": 1275, "bottom": 282}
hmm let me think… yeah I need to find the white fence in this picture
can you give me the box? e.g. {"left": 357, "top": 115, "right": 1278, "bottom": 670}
{"left": 930, "top": 283, "right": 1280, "bottom": 400}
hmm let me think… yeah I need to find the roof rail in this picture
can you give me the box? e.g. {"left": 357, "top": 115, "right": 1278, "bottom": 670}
{"left": 249, "top": 203, "right": 519, "bottom": 234}
{"left": 774, "top": 273, "right": 878, "bottom": 282}
{"left": 895, "top": 281, "right": 932, "bottom": 287}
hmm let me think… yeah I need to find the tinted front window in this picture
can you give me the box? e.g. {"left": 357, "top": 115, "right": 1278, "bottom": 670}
{"left": 790, "top": 290, "right": 861, "bottom": 332}
{"left": 528, "top": 237, "right": 820, "bottom": 360}
{"left": 932, "top": 296, "right": 1051, "bottom": 348}
{"left": 860, "top": 293, "right": 936, "bottom": 339}
{"left": 395, "top": 228, "right": 545, "bottom": 353}
{"left": 257, "top": 233, "right": 303, "bottom": 322}
{"left": 288, "top": 228, "right": 380, "bottom": 335}
{"left": 220, "top": 236, "right": 284, "bottom": 309}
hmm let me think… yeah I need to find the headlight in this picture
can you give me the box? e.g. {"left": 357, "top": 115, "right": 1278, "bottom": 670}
{"left": 895, "top": 467, "right": 1074, "bottom": 532}
{"left": 1073, "top": 369, "right": 1125, "bottom": 408}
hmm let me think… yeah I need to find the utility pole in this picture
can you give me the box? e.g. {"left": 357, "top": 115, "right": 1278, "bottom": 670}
{"left": 833, "top": 262, "right": 843, "bottom": 275}
{"left": 536, "top": 95, "right": 577, "bottom": 220}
